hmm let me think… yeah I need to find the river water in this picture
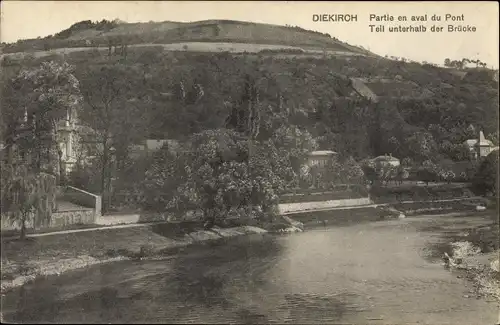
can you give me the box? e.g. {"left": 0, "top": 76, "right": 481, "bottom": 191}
{"left": 2, "top": 215, "right": 499, "bottom": 324}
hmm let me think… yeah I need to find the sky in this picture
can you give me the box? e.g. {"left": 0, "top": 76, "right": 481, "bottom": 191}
{"left": 1, "top": 1, "right": 498, "bottom": 68}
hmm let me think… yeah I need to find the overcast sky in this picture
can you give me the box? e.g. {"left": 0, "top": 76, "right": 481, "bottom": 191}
{"left": 1, "top": 1, "right": 498, "bottom": 68}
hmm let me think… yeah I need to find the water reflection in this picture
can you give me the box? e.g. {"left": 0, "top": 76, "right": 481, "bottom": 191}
{"left": 2, "top": 218, "right": 499, "bottom": 324}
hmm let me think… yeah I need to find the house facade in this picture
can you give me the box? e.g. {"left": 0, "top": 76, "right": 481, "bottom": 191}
{"left": 57, "top": 108, "right": 78, "bottom": 173}
{"left": 463, "top": 130, "right": 496, "bottom": 159}
{"left": 306, "top": 150, "right": 338, "bottom": 168}
{"left": 51, "top": 106, "right": 101, "bottom": 174}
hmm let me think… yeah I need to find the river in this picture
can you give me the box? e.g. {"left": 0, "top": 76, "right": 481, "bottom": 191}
{"left": 2, "top": 214, "right": 499, "bottom": 324}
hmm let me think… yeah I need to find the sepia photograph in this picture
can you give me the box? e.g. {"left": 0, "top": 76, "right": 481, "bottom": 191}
{"left": 0, "top": 1, "right": 499, "bottom": 324}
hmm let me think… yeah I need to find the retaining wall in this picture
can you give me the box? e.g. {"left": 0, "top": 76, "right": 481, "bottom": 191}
{"left": 63, "top": 186, "right": 102, "bottom": 218}
{"left": 278, "top": 197, "right": 372, "bottom": 214}
{"left": 49, "top": 210, "right": 95, "bottom": 228}
{"left": 1, "top": 209, "right": 95, "bottom": 231}
{"left": 1, "top": 186, "right": 101, "bottom": 232}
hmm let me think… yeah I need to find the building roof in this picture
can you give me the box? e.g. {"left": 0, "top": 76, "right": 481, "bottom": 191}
{"left": 308, "top": 150, "right": 337, "bottom": 156}
{"left": 463, "top": 139, "right": 494, "bottom": 147}
{"left": 464, "top": 139, "right": 478, "bottom": 146}
{"left": 464, "top": 130, "right": 494, "bottom": 147}
{"left": 372, "top": 155, "right": 400, "bottom": 162}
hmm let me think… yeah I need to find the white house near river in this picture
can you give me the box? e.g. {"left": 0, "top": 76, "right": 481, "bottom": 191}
{"left": 371, "top": 154, "right": 400, "bottom": 167}
{"left": 306, "top": 150, "right": 338, "bottom": 168}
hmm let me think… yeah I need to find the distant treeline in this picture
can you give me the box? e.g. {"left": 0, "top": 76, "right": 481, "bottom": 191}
{"left": 54, "top": 19, "right": 119, "bottom": 39}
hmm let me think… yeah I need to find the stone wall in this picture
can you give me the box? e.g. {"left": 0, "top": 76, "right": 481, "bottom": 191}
{"left": 49, "top": 210, "right": 95, "bottom": 228}
{"left": 278, "top": 197, "right": 372, "bottom": 214}
{"left": 63, "top": 186, "right": 102, "bottom": 218}
{"left": 1, "top": 210, "right": 95, "bottom": 231}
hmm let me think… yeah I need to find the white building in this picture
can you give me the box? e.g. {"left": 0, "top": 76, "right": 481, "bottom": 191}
{"left": 57, "top": 107, "right": 78, "bottom": 173}
{"left": 463, "top": 130, "right": 496, "bottom": 159}
{"left": 306, "top": 150, "right": 338, "bottom": 168}
{"left": 371, "top": 154, "right": 400, "bottom": 167}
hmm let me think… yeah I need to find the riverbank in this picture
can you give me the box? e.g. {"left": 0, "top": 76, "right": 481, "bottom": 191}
{"left": 2, "top": 210, "right": 498, "bottom": 324}
{"left": 0, "top": 224, "right": 268, "bottom": 294}
{"left": 422, "top": 209, "right": 499, "bottom": 302}
{"left": 1, "top": 199, "right": 496, "bottom": 299}
{"left": 444, "top": 228, "right": 499, "bottom": 302}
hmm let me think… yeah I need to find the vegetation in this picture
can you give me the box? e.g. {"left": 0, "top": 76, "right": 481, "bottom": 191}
{"left": 444, "top": 57, "right": 489, "bottom": 69}
{"left": 1, "top": 60, "right": 77, "bottom": 238}
{"left": 141, "top": 74, "right": 316, "bottom": 228}
{"left": 473, "top": 153, "right": 499, "bottom": 196}
{"left": 1, "top": 161, "right": 56, "bottom": 239}
{"left": 1, "top": 19, "right": 363, "bottom": 55}
{"left": 1, "top": 20, "right": 497, "bottom": 228}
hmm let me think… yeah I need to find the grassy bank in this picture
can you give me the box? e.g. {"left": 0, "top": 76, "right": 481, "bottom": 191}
{"left": 0, "top": 222, "right": 267, "bottom": 293}
{"left": 370, "top": 183, "right": 475, "bottom": 204}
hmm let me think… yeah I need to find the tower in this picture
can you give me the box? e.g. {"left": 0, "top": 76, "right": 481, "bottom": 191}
{"left": 477, "top": 130, "right": 492, "bottom": 157}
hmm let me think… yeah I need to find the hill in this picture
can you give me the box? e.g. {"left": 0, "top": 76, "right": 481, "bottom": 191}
{"left": 1, "top": 19, "right": 498, "bottom": 165}
{"left": 1, "top": 19, "right": 375, "bottom": 56}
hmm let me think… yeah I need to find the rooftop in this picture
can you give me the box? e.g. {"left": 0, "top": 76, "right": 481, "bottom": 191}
{"left": 464, "top": 130, "right": 495, "bottom": 147}
{"left": 463, "top": 139, "right": 494, "bottom": 146}
{"left": 372, "top": 155, "right": 400, "bottom": 162}
{"left": 308, "top": 150, "right": 337, "bottom": 156}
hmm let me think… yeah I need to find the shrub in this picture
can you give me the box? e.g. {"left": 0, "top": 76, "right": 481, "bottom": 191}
{"left": 67, "top": 162, "right": 102, "bottom": 194}
{"left": 472, "top": 153, "right": 498, "bottom": 196}
{"left": 138, "top": 244, "right": 155, "bottom": 258}
{"left": 416, "top": 168, "right": 439, "bottom": 185}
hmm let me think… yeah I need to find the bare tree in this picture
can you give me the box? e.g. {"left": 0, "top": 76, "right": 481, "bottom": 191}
{"left": 79, "top": 63, "right": 148, "bottom": 211}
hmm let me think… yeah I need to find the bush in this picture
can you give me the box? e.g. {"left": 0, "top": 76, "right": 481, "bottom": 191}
{"left": 416, "top": 169, "right": 438, "bottom": 184}
{"left": 68, "top": 162, "right": 102, "bottom": 194}
{"left": 472, "top": 153, "right": 499, "bottom": 196}
{"left": 138, "top": 244, "right": 155, "bottom": 258}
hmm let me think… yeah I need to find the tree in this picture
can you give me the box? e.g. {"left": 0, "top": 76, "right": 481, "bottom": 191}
{"left": 159, "top": 129, "right": 289, "bottom": 228}
{"left": 406, "top": 131, "right": 437, "bottom": 162}
{"left": 488, "top": 131, "right": 499, "bottom": 146}
{"left": 417, "top": 160, "right": 439, "bottom": 185}
{"left": 1, "top": 161, "right": 45, "bottom": 239}
{"left": 394, "top": 165, "right": 409, "bottom": 185}
{"left": 2, "top": 167, "right": 37, "bottom": 239}
{"left": 225, "top": 74, "right": 260, "bottom": 139}
{"left": 416, "top": 168, "right": 437, "bottom": 186}
{"left": 141, "top": 143, "right": 186, "bottom": 213}
{"left": 444, "top": 58, "right": 451, "bottom": 67}
{"left": 5, "top": 61, "right": 82, "bottom": 182}
{"left": 361, "top": 163, "right": 378, "bottom": 185}
{"left": 78, "top": 63, "right": 149, "bottom": 211}
{"left": 473, "top": 153, "right": 498, "bottom": 196}
{"left": 402, "top": 157, "right": 413, "bottom": 168}
{"left": 323, "top": 157, "right": 365, "bottom": 187}
{"left": 142, "top": 74, "right": 316, "bottom": 226}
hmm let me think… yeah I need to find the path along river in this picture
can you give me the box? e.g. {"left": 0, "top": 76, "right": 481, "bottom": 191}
{"left": 2, "top": 214, "right": 499, "bottom": 324}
